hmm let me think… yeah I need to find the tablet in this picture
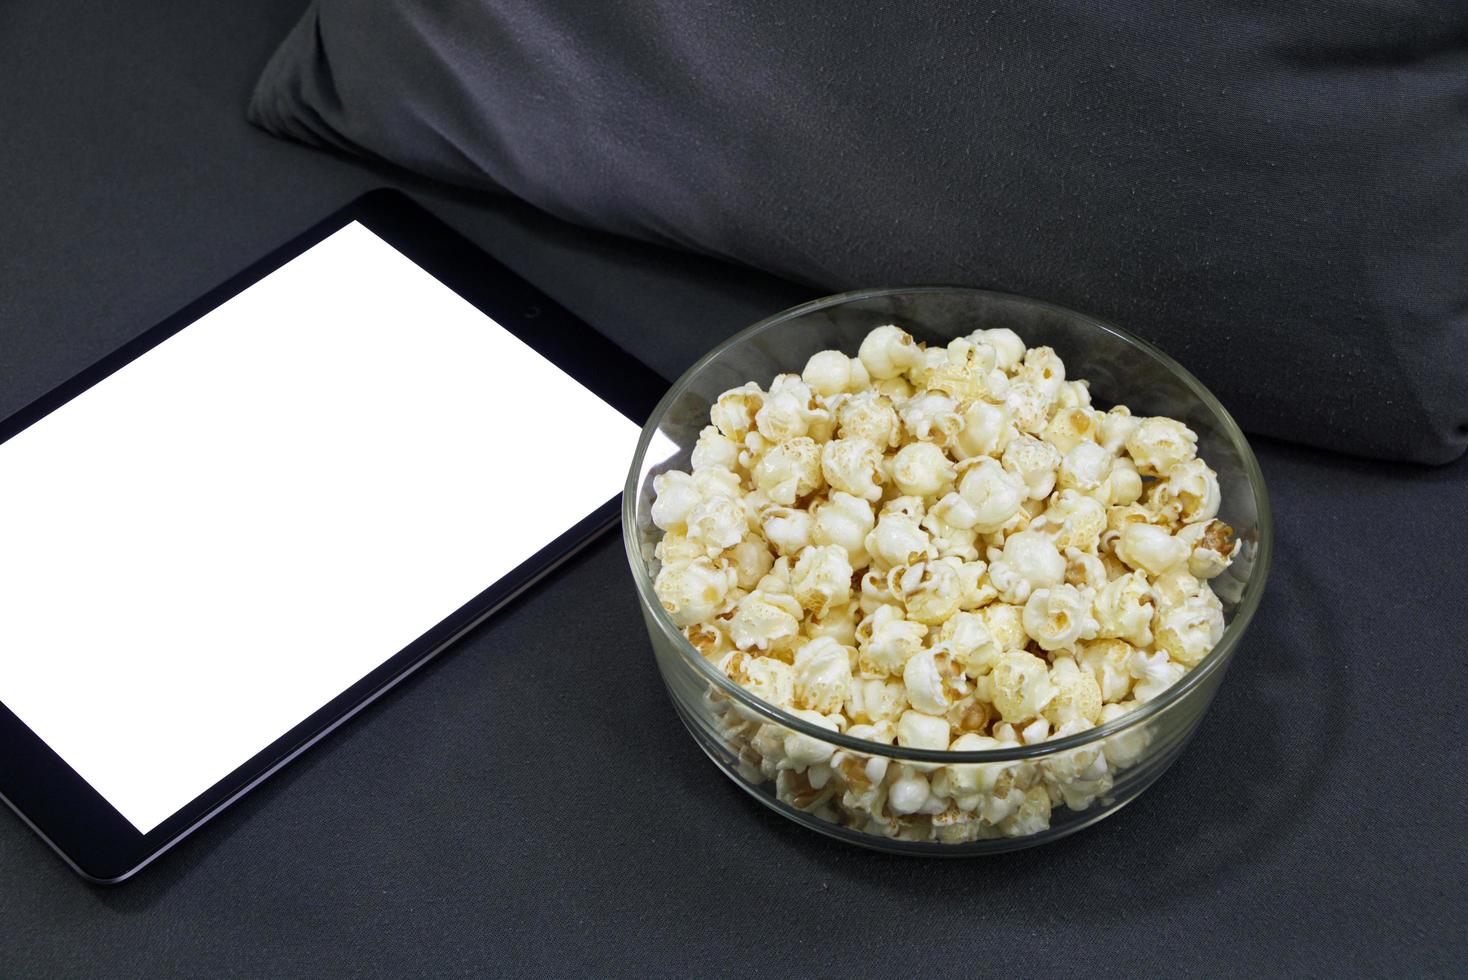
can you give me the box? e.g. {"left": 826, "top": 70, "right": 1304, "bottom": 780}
{"left": 0, "top": 190, "right": 667, "bottom": 882}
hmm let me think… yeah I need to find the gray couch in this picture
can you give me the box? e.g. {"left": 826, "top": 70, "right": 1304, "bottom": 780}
{"left": 2, "top": 1, "right": 1461, "bottom": 975}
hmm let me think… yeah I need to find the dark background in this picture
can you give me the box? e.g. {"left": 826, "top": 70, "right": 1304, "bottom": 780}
{"left": 1, "top": 1, "right": 1464, "bottom": 976}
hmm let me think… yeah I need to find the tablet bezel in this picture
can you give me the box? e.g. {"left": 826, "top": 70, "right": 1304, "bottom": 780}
{"left": 0, "top": 189, "right": 666, "bottom": 883}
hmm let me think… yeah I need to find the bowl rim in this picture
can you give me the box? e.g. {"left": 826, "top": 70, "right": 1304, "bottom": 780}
{"left": 622, "top": 285, "right": 1273, "bottom": 764}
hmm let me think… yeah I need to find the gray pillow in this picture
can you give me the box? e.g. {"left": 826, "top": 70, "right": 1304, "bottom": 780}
{"left": 249, "top": 0, "right": 1468, "bottom": 463}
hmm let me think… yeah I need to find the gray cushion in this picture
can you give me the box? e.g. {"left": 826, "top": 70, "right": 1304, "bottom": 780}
{"left": 248, "top": 0, "right": 1468, "bottom": 463}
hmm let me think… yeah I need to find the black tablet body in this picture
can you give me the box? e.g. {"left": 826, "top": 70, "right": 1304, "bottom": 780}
{"left": 0, "top": 191, "right": 664, "bottom": 882}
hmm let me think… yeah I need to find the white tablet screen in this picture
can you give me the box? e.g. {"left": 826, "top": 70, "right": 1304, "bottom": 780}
{"left": 0, "top": 222, "right": 644, "bottom": 833}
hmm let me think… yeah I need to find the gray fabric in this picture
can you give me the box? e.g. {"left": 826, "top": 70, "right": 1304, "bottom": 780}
{"left": 246, "top": 0, "right": 1468, "bottom": 465}
{"left": 2, "top": 1, "right": 1464, "bottom": 976}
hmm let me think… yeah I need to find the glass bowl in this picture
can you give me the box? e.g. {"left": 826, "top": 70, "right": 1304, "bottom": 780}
{"left": 622, "top": 287, "right": 1272, "bottom": 854}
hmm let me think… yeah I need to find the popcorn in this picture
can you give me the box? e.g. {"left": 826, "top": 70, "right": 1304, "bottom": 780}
{"left": 686, "top": 493, "right": 748, "bottom": 555}
{"left": 748, "top": 722, "right": 787, "bottom": 766}
{"left": 1065, "top": 548, "right": 1108, "bottom": 590}
{"left": 979, "top": 602, "right": 1028, "bottom": 653}
{"left": 857, "top": 324, "right": 924, "bottom": 380}
{"left": 722, "top": 535, "right": 775, "bottom": 589}
{"left": 753, "top": 374, "right": 820, "bottom": 442}
{"left": 752, "top": 436, "right": 824, "bottom": 505}
{"left": 1149, "top": 566, "right": 1203, "bottom": 609}
{"left": 1058, "top": 441, "right": 1112, "bottom": 492}
{"left": 847, "top": 676, "right": 909, "bottom": 723}
{"left": 1176, "top": 518, "right": 1239, "bottom": 579}
{"left": 1055, "top": 379, "right": 1092, "bottom": 410}
{"left": 1128, "top": 649, "right": 1186, "bottom": 702}
{"left": 920, "top": 511, "right": 981, "bottom": 562}
{"left": 875, "top": 375, "right": 914, "bottom": 400}
{"left": 654, "top": 530, "right": 705, "bottom": 567}
{"left": 710, "top": 382, "right": 764, "bottom": 440}
{"left": 946, "top": 695, "right": 992, "bottom": 735}
{"left": 724, "top": 653, "right": 795, "bottom": 708}
{"left": 692, "top": 425, "right": 742, "bottom": 473}
{"left": 1004, "top": 380, "right": 1053, "bottom": 434}
{"left": 810, "top": 491, "right": 875, "bottom": 565}
{"left": 889, "top": 440, "right": 957, "bottom": 498}
{"left": 1020, "top": 346, "right": 1067, "bottom": 400}
{"left": 987, "top": 530, "right": 1066, "bottom": 604}
{"left": 978, "top": 785, "right": 1025, "bottom": 826}
{"left": 855, "top": 604, "right": 928, "bottom": 676}
{"left": 928, "top": 338, "right": 1009, "bottom": 400}
{"left": 783, "top": 709, "right": 840, "bottom": 767}
{"left": 988, "top": 507, "right": 1036, "bottom": 550}
{"left": 858, "top": 567, "right": 900, "bottom": 615}
{"left": 889, "top": 559, "right": 964, "bottom": 625}
{"left": 790, "top": 544, "right": 854, "bottom": 617}
{"left": 1077, "top": 638, "right": 1136, "bottom": 703}
{"left": 888, "top": 769, "right": 932, "bottom": 815}
{"left": 737, "top": 431, "right": 770, "bottom": 473}
{"left": 1002, "top": 435, "right": 1063, "bottom": 500}
{"left": 903, "top": 648, "right": 955, "bottom": 714}
{"left": 1092, "top": 570, "right": 1155, "bottom": 648}
{"left": 880, "top": 494, "right": 925, "bottom": 521}
{"left": 776, "top": 767, "right": 835, "bottom": 811}
{"left": 952, "top": 399, "right": 1013, "bottom": 459}
{"left": 820, "top": 437, "right": 886, "bottom": 500}
{"left": 1042, "top": 655, "right": 1103, "bottom": 728}
{"left": 650, "top": 322, "right": 1237, "bottom": 844}
{"left": 1042, "top": 742, "right": 1111, "bottom": 810}
{"left": 685, "top": 621, "right": 733, "bottom": 661}
{"left": 1042, "top": 406, "right": 1101, "bottom": 455}
{"left": 1125, "top": 416, "right": 1198, "bottom": 477}
{"left": 989, "top": 650, "right": 1058, "bottom": 723}
{"left": 1114, "top": 522, "right": 1190, "bottom": 578}
{"left": 844, "top": 722, "right": 896, "bottom": 747}
{"left": 1097, "top": 701, "right": 1151, "bottom": 767}
{"left": 1149, "top": 457, "right": 1221, "bottom": 525}
{"left": 802, "top": 349, "right": 868, "bottom": 396}
{"left": 864, "top": 509, "right": 932, "bottom": 570}
{"left": 1153, "top": 591, "right": 1225, "bottom": 667}
{"left": 755, "top": 556, "right": 794, "bottom": 595}
{"left": 835, "top": 390, "right": 902, "bottom": 447}
{"left": 1105, "top": 501, "right": 1157, "bottom": 537}
{"left": 650, "top": 470, "right": 702, "bottom": 532}
{"left": 1100, "top": 456, "right": 1144, "bottom": 506}
{"left": 896, "top": 710, "right": 952, "bottom": 750}
{"left": 931, "top": 806, "right": 983, "bottom": 843}
{"left": 1099, "top": 550, "right": 1131, "bottom": 582}
{"left": 792, "top": 636, "right": 855, "bottom": 713}
{"left": 761, "top": 506, "right": 813, "bottom": 557}
{"left": 1018, "top": 717, "right": 1052, "bottom": 744}
{"left": 728, "top": 589, "right": 803, "bottom": 653}
{"left": 933, "top": 611, "right": 1002, "bottom": 678}
{"left": 1037, "top": 489, "right": 1106, "bottom": 553}
{"left": 738, "top": 488, "right": 773, "bottom": 526}
{"left": 899, "top": 391, "right": 965, "bottom": 444}
{"left": 953, "top": 559, "right": 996, "bottom": 609}
{"left": 1098, "top": 405, "right": 1139, "bottom": 454}
{"left": 956, "top": 457, "right": 1026, "bottom": 533}
{"left": 1022, "top": 584, "right": 1099, "bottom": 652}
{"left": 1000, "top": 784, "right": 1053, "bottom": 837}
{"left": 805, "top": 603, "right": 860, "bottom": 646}
{"left": 654, "top": 556, "right": 737, "bottom": 627}
{"left": 936, "top": 733, "right": 1007, "bottom": 806}
{"left": 969, "top": 327, "right": 1025, "bottom": 372}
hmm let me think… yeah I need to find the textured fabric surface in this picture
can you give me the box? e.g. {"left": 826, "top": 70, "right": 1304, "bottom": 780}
{"left": 2, "top": 2, "right": 1465, "bottom": 976}
{"left": 246, "top": 0, "right": 1468, "bottom": 465}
